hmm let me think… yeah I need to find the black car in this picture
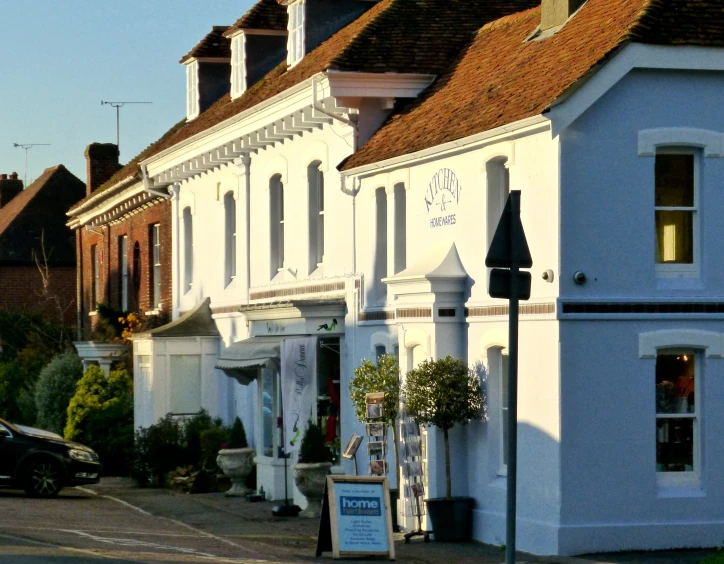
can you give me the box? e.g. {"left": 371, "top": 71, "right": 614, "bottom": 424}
{"left": 0, "top": 417, "right": 102, "bottom": 497}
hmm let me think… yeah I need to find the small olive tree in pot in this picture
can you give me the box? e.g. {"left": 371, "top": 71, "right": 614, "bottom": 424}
{"left": 403, "top": 356, "right": 485, "bottom": 542}
{"left": 294, "top": 420, "right": 333, "bottom": 518}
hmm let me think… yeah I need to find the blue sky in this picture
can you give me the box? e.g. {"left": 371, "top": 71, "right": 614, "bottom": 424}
{"left": 0, "top": 0, "right": 255, "bottom": 186}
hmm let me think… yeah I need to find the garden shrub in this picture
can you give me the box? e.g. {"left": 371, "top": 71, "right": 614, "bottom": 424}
{"left": 298, "top": 420, "right": 333, "bottom": 464}
{"left": 0, "top": 360, "right": 26, "bottom": 422}
{"left": 200, "top": 427, "right": 228, "bottom": 469}
{"left": 65, "top": 365, "right": 134, "bottom": 475}
{"left": 34, "top": 350, "right": 83, "bottom": 435}
{"left": 228, "top": 416, "right": 248, "bottom": 448}
{"left": 132, "top": 414, "right": 185, "bottom": 486}
{"left": 183, "top": 410, "right": 224, "bottom": 467}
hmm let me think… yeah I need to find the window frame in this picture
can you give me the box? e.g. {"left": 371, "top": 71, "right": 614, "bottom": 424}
{"left": 151, "top": 224, "right": 161, "bottom": 309}
{"left": 186, "top": 61, "right": 199, "bottom": 120}
{"left": 654, "top": 148, "right": 700, "bottom": 278}
{"left": 488, "top": 347, "right": 509, "bottom": 477}
{"left": 307, "top": 162, "right": 324, "bottom": 272}
{"left": 224, "top": 192, "right": 237, "bottom": 286}
{"left": 287, "top": 0, "right": 305, "bottom": 67}
{"left": 91, "top": 244, "right": 99, "bottom": 311}
{"left": 183, "top": 207, "right": 194, "bottom": 293}
{"left": 269, "top": 175, "right": 285, "bottom": 278}
{"left": 655, "top": 348, "right": 701, "bottom": 488}
{"left": 230, "top": 33, "right": 246, "bottom": 99}
{"left": 119, "top": 235, "right": 128, "bottom": 311}
{"left": 258, "top": 365, "right": 283, "bottom": 460}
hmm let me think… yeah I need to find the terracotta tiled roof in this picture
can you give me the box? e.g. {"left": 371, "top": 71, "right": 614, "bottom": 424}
{"left": 180, "top": 26, "right": 232, "bottom": 63}
{"left": 341, "top": 0, "right": 724, "bottom": 171}
{"left": 0, "top": 165, "right": 85, "bottom": 264}
{"left": 81, "top": 0, "right": 539, "bottom": 209}
{"left": 224, "top": 0, "right": 288, "bottom": 35}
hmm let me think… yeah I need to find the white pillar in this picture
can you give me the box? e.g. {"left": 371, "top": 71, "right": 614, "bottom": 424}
{"left": 168, "top": 184, "right": 181, "bottom": 319}
{"left": 232, "top": 156, "right": 252, "bottom": 300}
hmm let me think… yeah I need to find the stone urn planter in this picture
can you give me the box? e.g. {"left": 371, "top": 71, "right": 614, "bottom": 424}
{"left": 217, "top": 448, "right": 255, "bottom": 497}
{"left": 294, "top": 462, "right": 332, "bottom": 518}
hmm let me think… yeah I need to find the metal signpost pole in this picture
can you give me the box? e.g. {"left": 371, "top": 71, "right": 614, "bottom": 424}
{"left": 505, "top": 192, "right": 521, "bottom": 564}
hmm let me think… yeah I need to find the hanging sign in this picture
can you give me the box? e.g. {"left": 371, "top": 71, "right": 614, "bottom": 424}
{"left": 281, "top": 337, "right": 318, "bottom": 453}
{"left": 316, "top": 476, "right": 395, "bottom": 560}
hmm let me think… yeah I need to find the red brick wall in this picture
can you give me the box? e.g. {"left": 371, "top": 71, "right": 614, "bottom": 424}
{"left": 0, "top": 264, "right": 77, "bottom": 324}
{"left": 76, "top": 200, "right": 172, "bottom": 338}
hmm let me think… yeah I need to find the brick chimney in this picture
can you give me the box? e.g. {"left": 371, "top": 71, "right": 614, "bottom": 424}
{"left": 0, "top": 172, "right": 24, "bottom": 208}
{"left": 84, "top": 143, "right": 121, "bottom": 197}
{"left": 541, "top": 0, "right": 587, "bottom": 31}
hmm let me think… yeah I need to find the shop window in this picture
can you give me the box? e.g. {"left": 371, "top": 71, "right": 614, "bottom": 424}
{"left": 287, "top": 0, "right": 305, "bottom": 67}
{"left": 308, "top": 162, "right": 324, "bottom": 272}
{"left": 91, "top": 244, "right": 99, "bottom": 311}
{"left": 259, "top": 366, "right": 282, "bottom": 458}
{"left": 150, "top": 224, "right": 161, "bottom": 309}
{"left": 183, "top": 206, "right": 194, "bottom": 293}
{"left": 270, "top": 175, "right": 284, "bottom": 278}
{"left": 374, "top": 188, "right": 387, "bottom": 301}
{"left": 486, "top": 158, "right": 509, "bottom": 250}
{"left": 231, "top": 33, "right": 246, "bottom": 99}
{"left": 317, "top": 337, "right": 341, "bottom": 465}
{"left": 655, "top": 151, "right": 697, "bottom": 275}
{"left": 656, "top": 350, "right": 699, "bottom": 484}
{"left": 169, "top": 355, "right": 201, "bottom": 415}
{"left": 119, "top": 236, "right": 128, "bottom": 311}
{"left": 224, "top": 192, "right": 236, "bottom": 286}
{"left": 393, "top": 183, "right": 406, "bottom": 274}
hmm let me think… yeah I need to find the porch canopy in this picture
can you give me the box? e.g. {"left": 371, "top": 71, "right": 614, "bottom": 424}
{"left": 216, "top": 336, "right": 283, "bottom": 385}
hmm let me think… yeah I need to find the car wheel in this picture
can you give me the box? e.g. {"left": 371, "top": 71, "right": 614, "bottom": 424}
{"left": 24, "top": 459, "right": 63, "bottom": 497}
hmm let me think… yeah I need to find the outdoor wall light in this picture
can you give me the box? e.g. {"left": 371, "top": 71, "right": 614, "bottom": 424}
{"left": 573, "top": 271, "right": 587, "bottom": 285}
{"left": 542, "top": 269, "right": 555, "bottom": 282}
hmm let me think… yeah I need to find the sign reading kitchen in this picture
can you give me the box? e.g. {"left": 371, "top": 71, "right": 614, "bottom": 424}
{"left": 425, "top": 168, "right": 461, "bottom": 228}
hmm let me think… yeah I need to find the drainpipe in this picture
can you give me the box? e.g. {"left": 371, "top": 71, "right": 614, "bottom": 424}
{"left": 141, "top": 164, "right": 172, "bottom": 199}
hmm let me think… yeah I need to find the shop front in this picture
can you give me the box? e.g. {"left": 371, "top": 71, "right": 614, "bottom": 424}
{"left": 216, "top": 299, "right": 346, "bottom": 504}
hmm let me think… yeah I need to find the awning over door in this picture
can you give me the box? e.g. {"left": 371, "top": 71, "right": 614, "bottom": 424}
{"left": 216, "top": 336, "right": 283, "bottom": 385}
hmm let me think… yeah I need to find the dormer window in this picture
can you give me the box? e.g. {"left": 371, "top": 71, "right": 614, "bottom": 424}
{"left": 231, "top": 33, "right": 246, "bottom": 99}
{"left": 287, "top": 0, "right": 305, "bottom": 67}
{"left": 186, "top": 60, "right": 199, "bottom": 120}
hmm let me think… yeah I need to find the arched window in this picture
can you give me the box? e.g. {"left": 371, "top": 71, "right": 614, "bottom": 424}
{"left": 183, "top": 206, "right": 193, "bottom": 293}
{"left": 269, "top": 174, "right": 284, "bottom": 279}
{"left": 486, "top": 158, "right": 509, "bottom": 250}
{"left": 132, "top": 241, "right": 141, "bottom": 309}
{"left": 224, "top": 192, "right": 236, "bottom": 286}
{"left": 373, "top": 188, "right": 387, "bottom": 301}
{"left": 393, "top": 183, "right": 406, "bottom": 274}
{"left": 308, "top": 161, "right": 324, "bottom": 272}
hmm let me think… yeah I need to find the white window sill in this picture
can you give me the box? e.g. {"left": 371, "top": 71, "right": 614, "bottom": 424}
{"left": 655, "top": 277, "right": 704, "bottom": 291}
{"left": 656, "top": 483, "right": 705, "bottom": 498}
{"left": 89, "top": 311, "right": 98, "bottom": 317}
{"left": 144, "top": 309, "right": 161, "bottom": 316}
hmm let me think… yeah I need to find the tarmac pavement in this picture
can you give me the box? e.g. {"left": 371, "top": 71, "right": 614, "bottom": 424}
{"left": 79, "top": 477, "right": 717, "bottom": 564}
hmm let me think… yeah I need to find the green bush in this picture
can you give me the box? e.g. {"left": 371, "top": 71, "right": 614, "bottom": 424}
{"left": 132, "top": 414, "right": 185, "bottom": 486}
{"left": 298, "top": 420, "right": 333, "bottom": 464}
{"left": 183, "top": 410, "right": 224, "bottom": 466}
{"left": 65, "top": 365, "right": 134, "bottom": 476}
{"left": 0, "top": 360, "right": 26, "bottom": 422}
{"left": 228, "top": 417, "right": 248, "bottom": 448}
{"left": 200, "top": 427, "right": 228, "bottom": 470}
{"left": 34, "top": 350, "right": 83, "bottom": 435}
{"left": 700, "top": 553, "right": 724, "bottom": 564}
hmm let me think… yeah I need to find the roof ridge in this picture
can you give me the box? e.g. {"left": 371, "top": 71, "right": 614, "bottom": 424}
{"left": 625, "top": 0, "right": 666, "bottom": 42}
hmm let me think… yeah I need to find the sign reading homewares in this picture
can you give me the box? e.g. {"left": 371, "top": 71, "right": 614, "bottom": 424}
{"left": 425, "top": 168, "right": 462, "bottom": 229}
{"left": 316, "top": 476, "right": 395, "bottom": 560}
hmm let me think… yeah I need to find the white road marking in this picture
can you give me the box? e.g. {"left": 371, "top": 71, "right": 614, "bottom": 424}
{"left": 62, "top": 530, "right": 221, "bottom": 558}
{"left": 0, "top": 531, "right": 146, "bottom": 562}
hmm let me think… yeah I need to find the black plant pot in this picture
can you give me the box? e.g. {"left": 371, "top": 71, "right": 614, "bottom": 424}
{"left": 426, "top": 497, "right": 474, "bottom": 542}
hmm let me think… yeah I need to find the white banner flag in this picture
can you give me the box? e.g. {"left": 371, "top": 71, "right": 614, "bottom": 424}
{"left": 281, "top": 337, "right": 317, "bottom": 454}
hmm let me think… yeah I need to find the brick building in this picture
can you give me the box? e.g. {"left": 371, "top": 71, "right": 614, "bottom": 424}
{"left": 67, "top": 143, "right": 172, "bottom": 339}
{"left": 0, "top": 167, "right": 85, "bottom": 324}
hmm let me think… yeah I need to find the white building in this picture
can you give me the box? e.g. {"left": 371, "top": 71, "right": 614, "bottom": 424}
{"left": 129, "top": 0, "right": 724, "bottom": 556}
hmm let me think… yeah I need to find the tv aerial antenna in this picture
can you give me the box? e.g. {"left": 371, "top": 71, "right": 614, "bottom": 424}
{"left": 101, "top": 100, "right": 152, "bottom": 156}
{"left": 13, "top": 143, "right": 50, "bottom": 187}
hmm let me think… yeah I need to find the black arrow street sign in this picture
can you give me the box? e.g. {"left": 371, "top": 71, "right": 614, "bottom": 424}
{"left": 485, "top": 190, "right": 532, "bottom": 564}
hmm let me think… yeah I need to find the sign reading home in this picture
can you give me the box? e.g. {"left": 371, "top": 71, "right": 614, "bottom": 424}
{"left": 425, "top": 168, "right": 461, "bottom": 228}
{"left": 316, "top": 476, "right": 395, "bottom": 560}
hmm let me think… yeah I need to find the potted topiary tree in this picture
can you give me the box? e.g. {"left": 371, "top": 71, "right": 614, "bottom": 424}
{"left": 294, "top": 420, "right": 333, "bottom": 518}
{"left": 217, "top": 417, "right": 255, "bottom": 497}
{"left": 350, "top": 354, "right": 401, "bottom": 526}
{"left": 403, "top": 356, "right": 485, "bottom": 542}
